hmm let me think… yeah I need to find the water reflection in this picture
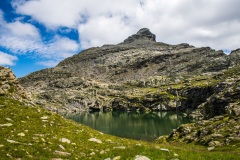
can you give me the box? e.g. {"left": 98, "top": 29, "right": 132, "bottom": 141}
{"left": 65, "top": 111, "right": 191, "bottom": 141}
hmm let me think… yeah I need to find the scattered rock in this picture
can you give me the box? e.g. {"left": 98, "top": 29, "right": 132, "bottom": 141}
{"left": 60, "top": 138, "right": 71, "bottom": 144}
{"left": 33, "top": 134, "right": 44, "bottom": 137}
{"left": 160, "top": 148, "right": 170, "bottom": 153}
{"left": 113, "top": 146, "right": 126, "bottom": 149}
{"left": 207, "top": 147, "right": 215, "bottom": 151}
{"left": 208, "top": 141, "right": 222, "bottom": 147}
{"left": 17, "top": 133, "right": 25, "bottom": 137}
{"left": 0, "top": 144, "right": 4, "bottom": 148}
{"left": 89, "top": 152, "right": 95, "bottom": 156}
{"left": 54, "top": 150, "right": 71, "bottom": 156}
{"left": 40, "top": 116, "right": 49, "bottom": 120}
{"left": 88, "top": 138, "right": 102, "bottom": 144}
{"left": 113, "top": 156, "right": 121, "bottom": 160}
{"left": 7, "top": 139, "right": 20, "bottom": 144}
{"left": 135, "top": 155, "right": 150, "bottom": 160}
{"left": 0, "top": 123, "right": 13, "bottom": 127}
{"left": 6, "top": 118, "right": 13, "bottom": 121}
{"left": 173, "top": 153, "right": 179, "bottom": 157}
{"left": 58, "top": 145, "right": 65, "bottom": 150}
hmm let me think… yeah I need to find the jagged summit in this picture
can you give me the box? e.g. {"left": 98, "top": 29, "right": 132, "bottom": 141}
{"left": 123, "top": 28, "right": 156, "bottom": 43}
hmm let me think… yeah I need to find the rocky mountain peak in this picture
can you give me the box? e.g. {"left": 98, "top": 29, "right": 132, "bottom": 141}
{"left": 123, "top": 28, "right": 156, "bottom": 43}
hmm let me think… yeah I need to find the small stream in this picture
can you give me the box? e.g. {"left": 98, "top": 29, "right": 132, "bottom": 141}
{"left": 65, "top": 111, "right": 191, "bottom": 141}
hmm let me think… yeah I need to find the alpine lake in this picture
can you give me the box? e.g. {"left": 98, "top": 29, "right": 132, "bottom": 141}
{"left": 65, "top": 111, "right": 191, "bottom": 141}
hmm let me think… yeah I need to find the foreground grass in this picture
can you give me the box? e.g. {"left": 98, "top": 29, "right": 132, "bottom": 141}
{"left": 0, "top": 96, "right": 239, "bottom": 159}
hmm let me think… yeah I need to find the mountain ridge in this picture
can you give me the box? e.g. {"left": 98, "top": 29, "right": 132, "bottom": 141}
{"left": 19, "top": 28, "right": 239, "bottom": 115}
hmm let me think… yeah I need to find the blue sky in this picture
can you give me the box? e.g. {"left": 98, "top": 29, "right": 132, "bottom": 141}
{"left": 0, "top": 0, "right": 240, "bottom": 78}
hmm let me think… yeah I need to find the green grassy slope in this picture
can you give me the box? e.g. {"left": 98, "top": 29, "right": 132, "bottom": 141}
{"left": 0, "top": 96, "right": 239, "bottom": 160}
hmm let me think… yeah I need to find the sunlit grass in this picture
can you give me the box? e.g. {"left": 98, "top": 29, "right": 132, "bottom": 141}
{"left": 0, "top": 96, "right": 239, "bottom": 159}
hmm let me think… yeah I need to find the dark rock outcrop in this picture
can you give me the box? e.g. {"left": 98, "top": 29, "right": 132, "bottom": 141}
{"left": 0, "top": 66, "right": 29, "bottom": 100}
{"left": 123, "top": 28, "right": 156, "bottom": 43}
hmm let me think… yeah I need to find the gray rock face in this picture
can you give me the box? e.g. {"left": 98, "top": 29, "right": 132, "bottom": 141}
{"left": 0, "top": 66, "right": 28, "bottom": 99}
{"left": 230, "top": 48, "right": 240, "bottom": 65}
{"left": 18, "top": 28, "right": 240, "bottom": 114}
{"left": 123, "top": 28, "right": 156, "bottom": 43}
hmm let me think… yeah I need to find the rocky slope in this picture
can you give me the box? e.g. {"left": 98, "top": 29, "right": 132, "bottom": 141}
{"left": 19, "top": 28, "right": 240, "bottom": 116}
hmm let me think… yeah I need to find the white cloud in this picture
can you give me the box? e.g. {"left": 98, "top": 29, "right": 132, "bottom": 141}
{"left": 6, "top": 21, "right": 40, "bottom": 39}
{"left": 78, "top": 16, "right": 134, "bottom": 49}
{"left": 13, "top": 0, "right": 240, "bottom": 51}
{"left": 36, "top": 60, "right": 59, "bottom": 67}
{"left": 14, "top": 0, "right": 83, "bottom": 29}
{"left": 0, "top": 9, "right": 79, "bottom": 67}
{"left": 0, "top": 51, "right": 18, "bottom": 66}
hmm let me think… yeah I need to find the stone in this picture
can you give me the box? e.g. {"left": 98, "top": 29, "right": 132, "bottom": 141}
{"left": 59, "top": 145, "right": 65, "bottom": 150}
{"left": 54, "top": 150, "right": 71, "bottom": 156}
{"left": 6, "top": 118, "right": 12, "bottom": 121}
{"left": 113, "top": 156, "right": 121, "bottom": 160}
{"left": 17, "top": 133, "right": 25, "bottom": 137}
{"left": 40, "top": 116, "right": 49, "bottom": 120}
{"left": 0, "top": 144, "right": 4, "bottom": 148}
{"left": 113, "top": 146, "right": 126, "bottom": 149}
{"left": 7, "top": 139, "right": 20, "bottom": 144}
{"left": 60, "top": 138, "right": 71, "bottom": 144}
{"left": 88, "top": 138, "right": 102, "bottom": 144}
{"left": 207, "top": 147, "right": 215, "bottom": 151}
{"left": 160, "top": 148, "right": 170, "bottom": 153}
{"left": 135, "top": 155, "right": 151, "bottom": 160}
{"left": 211, "top": 134, "right": 224, "bottom": 138}
{"left": 0, "top": 123, "right": 13, "bottom": 127}
{"left": 208, "top": 141, "right": 222, "bottom": 147}
{"left": 89, "top": 152, "right": 95, "bottom": 156}
{"left": 0, "top": 105, "right": 6, "bottom": 108}
{"left": 174, "top": 153, "right": 179, "bottom": 157}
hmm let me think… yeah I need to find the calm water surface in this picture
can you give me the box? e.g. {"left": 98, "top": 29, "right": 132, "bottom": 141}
{"left": 66, "top": 111, "right": 191, "bottom": 141}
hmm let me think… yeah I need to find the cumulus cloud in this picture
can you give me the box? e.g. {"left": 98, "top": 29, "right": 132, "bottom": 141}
{"left": 36, "top": 60, "right": 59, "bottom": 67}
{"left": 6, "top": 21, "right": 40, "bottom": 38}
{"left": 0, "top": 51, "right": 18, "bottom": 66}
{"left": 13, "top": 0, "right": 240, "bottom": 51}
{"left": 0, "top": 9, "right": 79, "bottom": 67}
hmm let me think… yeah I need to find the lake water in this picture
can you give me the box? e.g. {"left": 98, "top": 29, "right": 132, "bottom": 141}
{"left": 66, "top": 111, "right": 191, "bottom": 141}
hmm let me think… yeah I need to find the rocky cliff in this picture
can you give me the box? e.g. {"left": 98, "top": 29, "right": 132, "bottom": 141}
{"left": 19, "top": 28, "right": 240, "bottom": 116}
{"left": 0, "top": 66, "right": 29, "bottom": 101}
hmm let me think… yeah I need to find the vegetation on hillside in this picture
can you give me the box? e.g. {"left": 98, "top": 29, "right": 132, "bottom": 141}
{"left": 0, "top": 96, "right": 239, "bottom": 159}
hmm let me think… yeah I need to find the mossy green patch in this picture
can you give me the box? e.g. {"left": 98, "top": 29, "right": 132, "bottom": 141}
{"left": 0, "top": 96, "right": 239, "bottom": 159}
